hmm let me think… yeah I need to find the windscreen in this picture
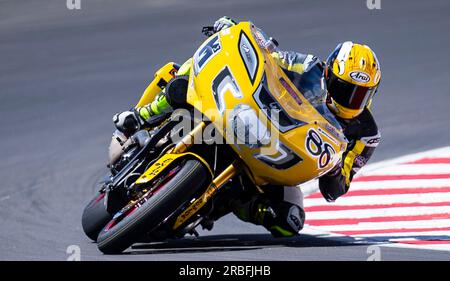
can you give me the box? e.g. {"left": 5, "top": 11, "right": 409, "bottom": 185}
{"left": 250, "top": 24, "right": 344, "bottom": 134}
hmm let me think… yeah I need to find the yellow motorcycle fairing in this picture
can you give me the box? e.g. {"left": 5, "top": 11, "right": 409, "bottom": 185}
{"left": 185, "top": 22, "right": 347, "bottom": 186}
{"left": 136, "top": 62, "right": 179, "bottom": 108}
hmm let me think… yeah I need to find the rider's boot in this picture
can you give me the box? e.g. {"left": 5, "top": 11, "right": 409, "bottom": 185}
{"left": 231, "top": 194, "right": 305, "bottom": 238}
{"left": 112, "top": 92, "right": 172, "bottom": 137}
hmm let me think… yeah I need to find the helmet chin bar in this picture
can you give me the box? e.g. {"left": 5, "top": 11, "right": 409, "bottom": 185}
{"left": 329, "top": 99, "right": 363, "bottom": 120}
{"left": 326, "top": 100, "right": 339, "bottom": 116}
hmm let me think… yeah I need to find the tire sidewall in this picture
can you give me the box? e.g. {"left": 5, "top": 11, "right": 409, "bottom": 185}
{"left": 82, "top": 192, "right": 112, "bottom": 241}
{"left": 97, "top": 159, "right": 207, "bottom": 254}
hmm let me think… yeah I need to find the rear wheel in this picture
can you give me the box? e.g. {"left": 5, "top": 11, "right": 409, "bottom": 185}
{"left": 82, "top": 191, "right": 113, "bottom": 241}
{"left": 97, "top": 159, "right": 208, "bottom": 254}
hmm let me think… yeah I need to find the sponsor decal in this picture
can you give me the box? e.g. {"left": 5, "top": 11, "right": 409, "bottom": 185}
{"left": 252, "top": 29, "right": 267, "bottom": 48}
{"left": 318, "top": 127, "right": 340, "bottom": 146}
{"left": 354, "top": 155, "right": 368, "bottom": 167}
{"left": 279, "top": 77, "right": 302, "bottom": 105}
{"left": 349, "top": 71, "right": 371, "bottom": 84}
{"left": 146, "top": 157, "right": 173, "bottom": 177}
{"left": 174, "top": 183, "right": 217, "bottom": 229}
{"left": 238, "top": 31, "right": 259, "bottom": 84}
{"left": 361, "top": 133, "right": 381, "bottom": 147}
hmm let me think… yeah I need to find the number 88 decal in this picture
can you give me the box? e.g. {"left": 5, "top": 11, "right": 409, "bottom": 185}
{"left": 305, "top": 129, "right": 336, "bottom": 169}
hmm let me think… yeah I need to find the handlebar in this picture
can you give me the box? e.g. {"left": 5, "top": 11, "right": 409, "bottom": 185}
{"left": 202, "top": 26, "right": 215, "bottom": 37}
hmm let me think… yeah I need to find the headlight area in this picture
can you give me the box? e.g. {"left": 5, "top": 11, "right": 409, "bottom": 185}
{"left": 227, "top": 103, "right": 303, "bottom": 170}
{"left": 228, "top": 103, "right": 271, "bottom": 149}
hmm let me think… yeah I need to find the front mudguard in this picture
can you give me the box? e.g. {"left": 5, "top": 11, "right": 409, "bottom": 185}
{"left": 135, "top": 152, "right": 213, "bottom": 187}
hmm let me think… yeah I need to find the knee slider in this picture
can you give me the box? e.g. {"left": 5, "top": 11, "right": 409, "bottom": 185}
{"left": 266, "top": 202, "right": 305, "bottom": 237}
{"left": 286, "top": 204, "right": 305, "bottom": 233}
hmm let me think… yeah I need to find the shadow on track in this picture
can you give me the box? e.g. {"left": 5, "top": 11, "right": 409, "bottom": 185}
{"left": 124, "top": 233, "right": 368, "bottom": 255}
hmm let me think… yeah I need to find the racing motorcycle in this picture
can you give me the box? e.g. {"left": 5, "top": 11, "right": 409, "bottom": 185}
{"left": 81, "top": 22, "right": 348, "bottom": 254}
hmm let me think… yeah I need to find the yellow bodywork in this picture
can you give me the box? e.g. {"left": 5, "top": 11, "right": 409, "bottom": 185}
{"left": 185, "top": 22, "right": 347, "bottom": 186}
{"left": 136, "top": 62, "right": 178, "bottom": 108}
{"left": 133, "top": 22, "right": 348, "bottom": 231}
{"left": 136, "top": 152, "right": 212, "bottom": 185}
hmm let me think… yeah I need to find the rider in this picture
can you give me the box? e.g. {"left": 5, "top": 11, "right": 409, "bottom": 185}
{"left": 112, "top": 17, "right": 381, "bottom": 237}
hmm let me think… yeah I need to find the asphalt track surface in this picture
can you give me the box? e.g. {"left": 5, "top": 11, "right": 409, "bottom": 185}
{"left": 1, "top": 0, "right": 450, "bottom": 261}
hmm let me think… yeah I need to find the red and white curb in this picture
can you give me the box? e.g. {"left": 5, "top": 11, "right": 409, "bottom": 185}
{"left": 301, "top": 146, "right": 450, "bottom": 252}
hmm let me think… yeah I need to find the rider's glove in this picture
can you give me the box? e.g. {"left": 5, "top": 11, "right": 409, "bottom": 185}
{"left": 318, "top": 161, "right": 348, "bottom": 202}
{"left": 112, "top": 109, "right": 144, "bottom": 137}
{"left": 213, "top": 16, "right": 237, "bottom": 33}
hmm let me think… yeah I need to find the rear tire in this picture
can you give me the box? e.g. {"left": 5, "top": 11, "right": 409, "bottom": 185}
{"left": 97, "top": 159, "right": 208, "bottom": 254}
{"left": 82, "top": 192, "right": 113, "bottom": 241}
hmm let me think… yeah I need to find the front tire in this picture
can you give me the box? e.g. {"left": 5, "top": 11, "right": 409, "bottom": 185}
{"left": 97, "top": 159, "right": 208, "bottom": 254}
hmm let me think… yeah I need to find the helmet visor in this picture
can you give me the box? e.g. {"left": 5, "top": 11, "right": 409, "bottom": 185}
{"left": 327, "top": 71, "right": 376, "bottom": 110}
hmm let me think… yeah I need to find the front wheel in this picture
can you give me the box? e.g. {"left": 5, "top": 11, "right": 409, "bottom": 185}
{"left": 97, "top": 159, "right": 208, "bottom": 254}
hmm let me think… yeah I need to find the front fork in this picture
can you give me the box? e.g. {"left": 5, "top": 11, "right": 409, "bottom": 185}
{"left": 169, "top": 121, "right": 240, "bottom": 230}
{"left": 172, "top": 161, "right": 239, "bottom": 230}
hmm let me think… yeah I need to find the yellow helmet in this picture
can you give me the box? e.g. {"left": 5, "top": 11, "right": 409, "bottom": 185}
{"left": 325, "top": 41, "right": 381, "bottom": 119}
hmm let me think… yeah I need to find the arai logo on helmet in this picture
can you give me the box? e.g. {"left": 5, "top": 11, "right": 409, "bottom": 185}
{"left": 349, "top": 71, "right": 371, "bottom": 83}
